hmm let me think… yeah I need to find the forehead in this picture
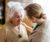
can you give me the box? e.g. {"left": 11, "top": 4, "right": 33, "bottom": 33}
{"left": 14, "top": 11, "right": 22, "bottom": 16}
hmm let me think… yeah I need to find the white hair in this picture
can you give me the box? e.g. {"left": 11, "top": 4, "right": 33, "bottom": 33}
{"left": 7, "top": 2, "right": 25, "bottom": 22}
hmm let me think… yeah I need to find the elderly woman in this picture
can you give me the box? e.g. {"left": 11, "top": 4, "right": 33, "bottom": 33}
{"left": 0, "top": 2, "right": 28, "bottom": 42}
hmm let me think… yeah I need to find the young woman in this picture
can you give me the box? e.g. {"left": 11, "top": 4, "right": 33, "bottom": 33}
{"left": 25, "top": 3, "right": 50, "bottom": 42}
{"left": 0, "top": 2, "right": 28, "bottom": 42}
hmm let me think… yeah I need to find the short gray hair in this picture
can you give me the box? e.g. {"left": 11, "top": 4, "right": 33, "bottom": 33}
{"left": 7, "top": 2, "right": 25, "bottom": 22}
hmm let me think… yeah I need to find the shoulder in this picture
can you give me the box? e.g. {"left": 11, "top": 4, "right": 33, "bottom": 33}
{"left": 45, "top": 19, "right": 50, "bottom": 24}
{"left": 0, "top": 25, "right": 6, "bottom": 41}
{"left": 28, "top": 31, "right": 43, "bottom": 42}
{"left": 0, "top": 24, "right": 7, "bottom": 34}
{"left": 44, "top": 19, "right": 50, "bottom": 28}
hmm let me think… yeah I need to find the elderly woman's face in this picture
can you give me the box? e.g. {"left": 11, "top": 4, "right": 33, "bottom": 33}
{"left": 11, "top": 12, "right": 22, "bottom": 26}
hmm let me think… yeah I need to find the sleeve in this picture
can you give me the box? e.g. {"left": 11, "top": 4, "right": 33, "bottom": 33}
{"left": 22, "top": 17, "right": 32, "bottom": 36}
{"left": 0, "top": 26, "right": 6, "bottom": 42}
{"left": 28, "top": 31, "right": 43, "bottom": 42}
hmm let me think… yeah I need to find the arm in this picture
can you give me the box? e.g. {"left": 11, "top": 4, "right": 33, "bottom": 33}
{"left": 21, "top": 22, "right": 33, "bottom": 33}
{"left": 28, "top": 31, "right": 43, "bottom": 42}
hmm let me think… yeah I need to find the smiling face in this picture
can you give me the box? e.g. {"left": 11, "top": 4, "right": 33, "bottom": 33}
{"left": 11, "top": 12, "right": 22, "bottom": 26}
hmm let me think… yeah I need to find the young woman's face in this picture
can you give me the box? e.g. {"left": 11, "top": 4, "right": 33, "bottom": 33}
{"left": 27, "top": 14, "right": 37, "bottom": 23}
{"left": 27, "top": 15, "right": 38, "bottom": 23}
{"left": 11, "top": 12, "right": 22, "bottom": 26}
{"left": 31, "top": 16, "right": 38, "bottom": 23}
{"left": 28, "top": 16, "right": 44, "bottom": 24}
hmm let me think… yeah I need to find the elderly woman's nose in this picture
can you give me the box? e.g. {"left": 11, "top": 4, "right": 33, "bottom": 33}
{"left": 19, "top": 18, "right": 22, "bottom": 21}
{"left": 17, "top": 17, "right": 21, "bottom": 21}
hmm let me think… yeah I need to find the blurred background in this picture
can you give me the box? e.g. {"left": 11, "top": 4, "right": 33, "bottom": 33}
{"left": 5, "top": 0, "right": 50, "bottom": 22}
{"left": 0, "top": 0, "right": 50, "bottom": 29}
{"left": 0, "top": 0, "right": 5, "bottom": 29}
{"left": 5, "top": 0, "right": 50, "bottom": 29}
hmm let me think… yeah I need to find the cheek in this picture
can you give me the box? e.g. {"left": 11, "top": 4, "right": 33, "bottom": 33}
{"left": 13, "top": 18, "right": 20, "bottom": 23}
{"left": 14, "top": 18, "right": 18, "bottom": 23}
{"left": 11, "top": 19, "right": 19, "bottom": 26}
{"left": 12, "top": 18, "right": 17, "bottom": 23}
{"left": 32, "top": 19, "right": 37, "bottom": 22}
{"left": 32, "top": 19, "right": 35, "bottom": 22}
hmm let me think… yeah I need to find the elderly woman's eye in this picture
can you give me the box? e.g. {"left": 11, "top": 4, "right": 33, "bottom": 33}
{"left": 16, "top": 16, "right": 19, "bottom": 18}
{"left": 20, "top": 15, "right": 22, "bottom": 18}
